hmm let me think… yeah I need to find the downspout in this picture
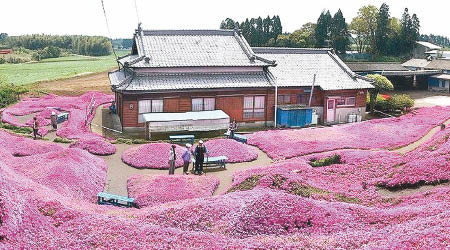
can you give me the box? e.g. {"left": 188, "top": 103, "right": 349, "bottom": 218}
{"left": 308, "top": 74, "right": 316, "bottom": 107}
{"left": 274, "top": 78, "right": 278, "bottom": 128}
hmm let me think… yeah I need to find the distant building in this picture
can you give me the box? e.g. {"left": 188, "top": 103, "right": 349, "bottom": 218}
{"left": 0, "top": 48, "right": 13, "bottom": 55}
{"left": 402, "top": 58, "right": 450, "bottom": 92}
{"left": 109, "top": 27, "right": 374, "bottom": 137}
{"left": 413, "top": 41, "right": 442, "bottom": 59}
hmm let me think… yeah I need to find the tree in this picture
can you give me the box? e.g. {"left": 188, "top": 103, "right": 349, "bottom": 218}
{"left": 399, "top": 8, "right": 420, "bottom": 55}
{"left": 0, "top": 33, "right": 7, "bottom": 43}
{"left": 272, "top": 16, "right": 283, "bottom": 43}
{"left": 375, "top": 3, "right": 390, "bottom": 55}
{"left": 220, "top": 18, "right": 237, "bottom": 29}
{"left": 386, "top": 17, "right": 401, "bottom": 55}
{"left": 350, "top": 17, "right": 368, "bottom": 53}
{"left": 366, "top": 74, "right": 394, "bottom": 113}
{"left": 315, "top": 11, "right": 332, "bottom": 48}
{"left": 351, "top": 5, "right": 379, "bottom": 53}
{"left": 330, "top": 9, "right": 349, "bottom": 54}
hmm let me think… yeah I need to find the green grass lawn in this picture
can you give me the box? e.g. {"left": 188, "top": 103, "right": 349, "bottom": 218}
{"left": 0, "top": 50, "right": 128, "bottom": 85}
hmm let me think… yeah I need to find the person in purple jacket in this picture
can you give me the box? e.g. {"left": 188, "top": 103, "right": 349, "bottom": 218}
{"left": 182, "top": 143, "right": 192, "bottom": 175}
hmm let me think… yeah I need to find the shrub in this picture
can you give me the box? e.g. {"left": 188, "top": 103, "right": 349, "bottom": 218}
{"left": 388, "top": 94, "right": 414, "bottom": 111}
{"left": 309, "top": 154, "right": 342, "bottom": 167}
{"left": 53, "top": 137, "right": 73, "bottom": 144}
{"left": 0, "top": 80, "right": 28, "bottom": 108}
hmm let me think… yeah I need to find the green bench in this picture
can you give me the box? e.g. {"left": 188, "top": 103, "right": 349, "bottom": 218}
{"left": 192, "top": 156, "right": 228, "bottom": 169}
{"left": 169, "top": 135, "right": 195, "bottom": 145}
{"left": 224, "top": 132, "right": 247, "bottom": 144}
{"left": 97, "top": 192, "right": 135, "bottom": 208}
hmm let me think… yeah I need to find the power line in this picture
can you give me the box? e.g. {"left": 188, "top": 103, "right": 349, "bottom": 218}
{"left": 100, "top": 0, "right": 117, "bottom": 60}
{"left": 134, "top": 0, "right": 141, "bottom": 25}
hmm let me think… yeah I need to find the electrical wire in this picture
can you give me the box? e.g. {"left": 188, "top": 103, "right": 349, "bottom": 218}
{"left": 100, "top": 0, "right": 118, "bottom": 60}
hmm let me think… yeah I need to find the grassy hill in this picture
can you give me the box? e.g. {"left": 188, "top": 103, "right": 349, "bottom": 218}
{"left": 0, "top": 50, "right": 128, "bottom": 86}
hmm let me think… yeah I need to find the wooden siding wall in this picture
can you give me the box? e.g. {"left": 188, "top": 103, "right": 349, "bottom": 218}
{"left": 118, "top": 88, "right": 367, "bottom": 127}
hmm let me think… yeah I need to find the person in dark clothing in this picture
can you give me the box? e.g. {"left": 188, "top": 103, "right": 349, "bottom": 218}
{"left": 194, "top": 140, "right": 208, "bottom": 175}
{"left": 229, "top": 119, "right": 237, "bottom": 139}
{"left": 168, "top": 144, "right": 176, "bottom": 175}
{"left": 32, "top": 116, "right": 39, "bottom": 140}
{"left": 51, "top": 112, "right": 57, "bottom": 130}
{"left": 182, "top": 143, "right": 192, "bottom": 175}
{"left": 109, "top": 100, "right": 117, "bottom": 114}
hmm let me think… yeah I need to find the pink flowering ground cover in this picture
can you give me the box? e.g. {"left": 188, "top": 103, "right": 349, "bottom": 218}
{"left": 128, "top": 174, "right": 220, "bottom": 208}
{"left": 200, "top": 138, "right": 258, "bottom": 163}
{"left": 248, "top": 106, "right": 450, "bottom": 160}
{"left": 122, "top": 142, "right": 185, "bottom": 169}
{"left": 1, "top": 92, "right": 116, "bottom": 155}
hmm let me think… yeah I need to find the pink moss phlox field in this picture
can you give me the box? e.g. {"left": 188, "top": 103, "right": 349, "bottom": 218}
{"left": 121, "top": 143, "right": 185, "bottom": 169}
{"left": 248, "top": 106, "right": 450, "bottom": 160}
{"left": 0, "top": 130, "right": 60, "bottom": 156}
{"left": 69, "top": 137, "right": 117, "bottom": 156}
{"left": 128, "top": 174, "right": 220, "bottom": 207}
{"left": 200, "top": 138, "right": 258, "bottom": 163}
{"left": 1, "top": 92, "right": 116, "bottom": 155}
{"left": 376, "top": 127, "right": 450, "bottom": 188}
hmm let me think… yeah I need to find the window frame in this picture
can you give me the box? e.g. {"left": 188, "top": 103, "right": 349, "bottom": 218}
{"left": 138, "top": 99, "right": 164, "bottom": 123}
{"left": 191, "top": 97, "right": 216, "bottom": 111}
{"left": 243, "top": 95, "right": 265, "bottom": 119}
{"left": 336, "top": 96, "right": 356, "bottom": 107}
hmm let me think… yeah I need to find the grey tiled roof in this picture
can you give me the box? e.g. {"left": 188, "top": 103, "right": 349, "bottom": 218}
{"left": 109, "top": 70, "right": 271, "bottom": 92}
{"left": 346, "top": 62, "right": 408, "bottom": 72}
{"left": 120, "top": 29, "right": 274, "bottom": 68}
{"left": 402, "top": 59, "right": 431, "bottom": 68}
{"left": 253, "top": 47, "right": 374, "bottom": 90}
{"left": 425, "top": 59, "right": 450, "bottom": 70}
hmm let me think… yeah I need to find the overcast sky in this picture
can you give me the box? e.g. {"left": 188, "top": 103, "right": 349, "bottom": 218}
{"left": 2, "top": 0, "right": 449, "bottom": 38}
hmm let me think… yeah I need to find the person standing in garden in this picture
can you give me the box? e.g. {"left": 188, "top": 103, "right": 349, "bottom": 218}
{"left": 168, "top": 144, "right": 177, "bottom": 175}
{"left": 32, "top": 116, "right": 39, "bottom": 140}
{"left": 229, "top": 119, "right": 237, "bottom": 139}
{"left": 51, "top": 112, "right": 58, "bottom": 131}
{"left": 182, "top": 143, "right": 192, "bottom": 175}
{"left": 194, "top": 140, "right": 208, "bottom": 175}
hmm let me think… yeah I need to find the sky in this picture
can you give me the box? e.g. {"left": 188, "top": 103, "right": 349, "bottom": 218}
{"left": 1, "top": 0, "right": 449, "bottom": 39}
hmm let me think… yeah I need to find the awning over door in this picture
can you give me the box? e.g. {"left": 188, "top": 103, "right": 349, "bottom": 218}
{"left": 143, "top": 110, "right": 230, "bottom": 132}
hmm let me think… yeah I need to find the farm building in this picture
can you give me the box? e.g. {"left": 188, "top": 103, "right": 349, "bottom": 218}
{"left": 109, "top": 27, "right": 374, "bottom": 137}
{"left": 402, "top": 58, "right": 450, "bottom": 92}
{"left": 347, "top": 61, "right": 440, "bottom": 90}
{"left": 413, "top": 41, "right": 441, "bottom": 59}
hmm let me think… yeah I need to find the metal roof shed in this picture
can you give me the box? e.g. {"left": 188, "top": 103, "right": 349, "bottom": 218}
{"left": 142, "top": 110, "right": 230, "bottom": 137}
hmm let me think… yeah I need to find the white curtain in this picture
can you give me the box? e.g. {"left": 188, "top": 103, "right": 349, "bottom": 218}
{"left": 203, "top": 98, "right": 215, "bottom": 111}
{"left": 152, "top": 100, "right": 164, "bottom": 112}
{"left": 192, "top": 98, "right": 203, "bottom": 111}
{"left": 254, "top": 96, "right": 265, "bottom": 118}
{"left": 138, "top": 100, "right": 151, "bottom": 114}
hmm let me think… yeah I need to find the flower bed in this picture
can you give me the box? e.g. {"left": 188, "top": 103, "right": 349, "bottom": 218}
{"left": 128, "top": 174, "right": 220, "bottom": 207}
{"left": 1, "top": 92, "right": 116, "bottom": 155}
{"left": 201, "top": 138, "right": 258, "bottom": 163}
{"left": 69, "top": 137, "right": 117, "bottom": 156}
{"left": 121, "top": 143, "right": 185, "bottom": 169}
{"left": 248, "top": 106, "right": 450, "bottom": 160}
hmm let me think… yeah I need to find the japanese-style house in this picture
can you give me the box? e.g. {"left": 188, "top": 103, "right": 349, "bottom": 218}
{"left": 109, "top": 26, "right": 374, "bottom": 137}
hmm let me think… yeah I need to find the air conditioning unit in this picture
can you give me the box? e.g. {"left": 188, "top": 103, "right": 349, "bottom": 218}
{"left": 348, "top": 114, "right": 357, "bottom": 123}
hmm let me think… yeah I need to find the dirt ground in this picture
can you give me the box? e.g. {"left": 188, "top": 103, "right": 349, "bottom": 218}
{"left": 390, "top": 90, "right": 450, "bottom": 107}
{"left": 31, "top": 71, "right": 112, "bottom": 96}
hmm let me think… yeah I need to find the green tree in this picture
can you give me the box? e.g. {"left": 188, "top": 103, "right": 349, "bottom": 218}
{"left": 330, "top": 9, "right": 349, "bottom": 54}
{"left": 220, "top": 18, "right": 237, "bottom": 29}
{"left": 272, "top": 15, "right": 283, "bottom": 43}
{"left": 375, "top": 3, "right": 390, "bottom": 55}
{"left": 366, "top": 74, "right": 394, "bottom": 113}
{"left": 315, "top": 11, "right": 332, "bottom": 48}
{"left": 386, "top": 17, "right": 401, "bottom": 55}
{"left": 399, "top": 8, "right": 420, "bottom": 55}
{"left": 351, "top": 5, "right": 379, "bottom": 53}
{"left": 0, "top": 33, "right": 7, "bottom": 43}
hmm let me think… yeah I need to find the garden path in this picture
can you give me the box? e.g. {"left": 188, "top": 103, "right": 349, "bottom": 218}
{"left": 91, "top": 113, "right": 450, "bottom": 198}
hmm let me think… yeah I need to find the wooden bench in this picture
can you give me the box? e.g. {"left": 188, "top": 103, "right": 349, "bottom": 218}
{"left": 169, "top": 135, "right": 195, "bottom": 145}
{"left": 192, "top": 156, "right": 228, "bottom": 169}
{"left": 97, "top": 192, "right": 135, "bottom": 208}
{"left": 224, "top": 132, "right": 247, "bottom": 144}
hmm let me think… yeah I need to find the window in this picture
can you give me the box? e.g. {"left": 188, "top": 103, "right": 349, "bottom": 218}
{"left": 336, "top": 97, "right": 356, "bottom": 107}
{"left": 277, "top": 95, "right": 291, "bottom": 105}
{"left": 441, "top": 80, "right": 446, "bottom": 88}
{"left": 192, "top": 98, "right": 215, "bottom": 111}
{"left": 138, "top": 99, "right": 163, "bottom": 123}
{"left": 298, "top": 94, "right": 315, "bottom": 105}
{"left": 243, "top": 96, "right": 265, "bottom": 119}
